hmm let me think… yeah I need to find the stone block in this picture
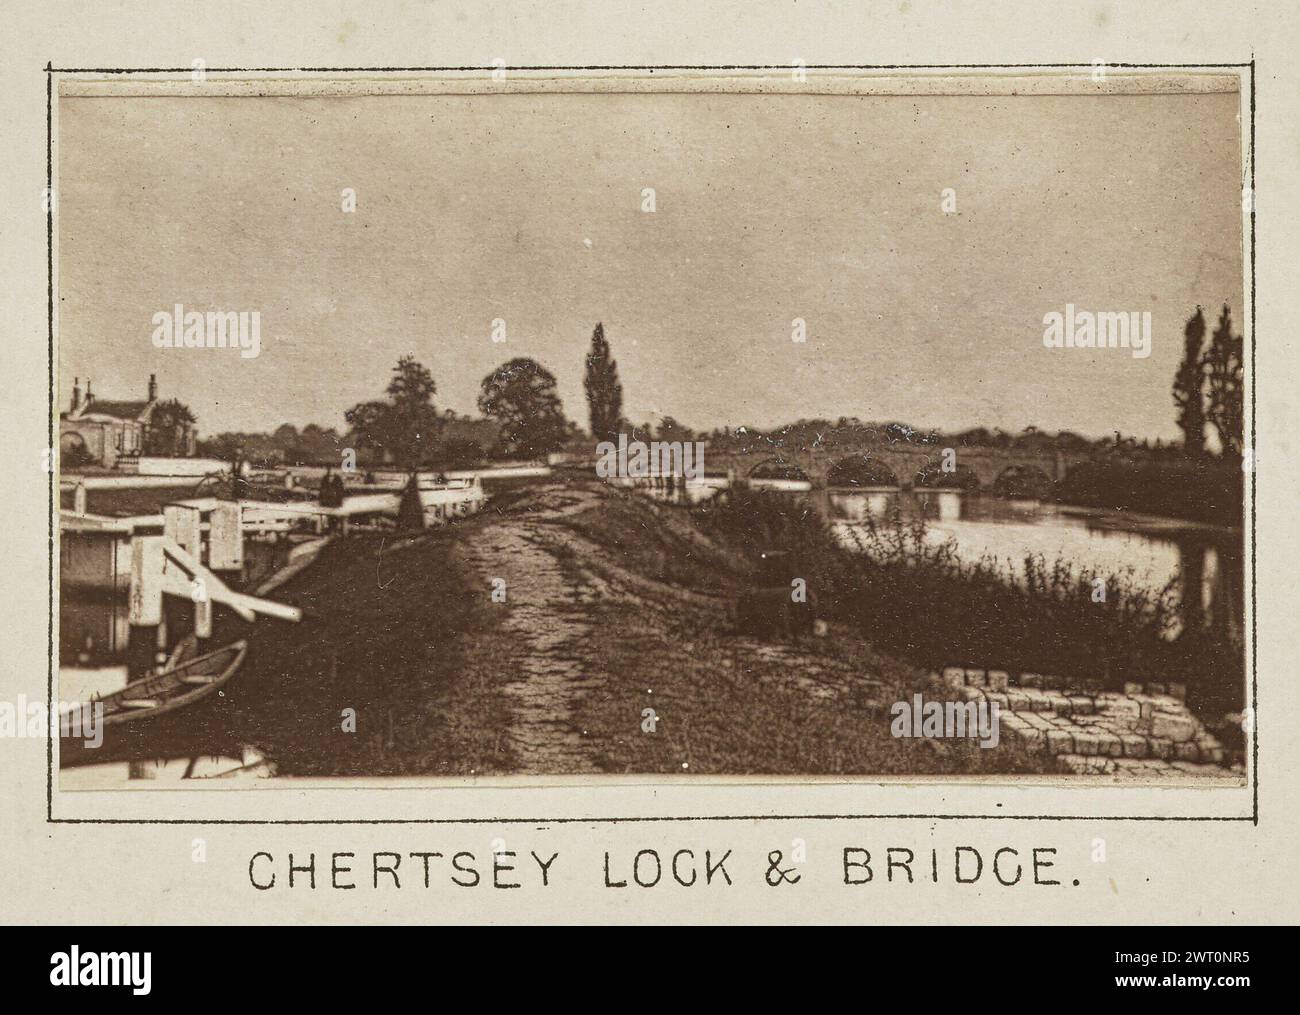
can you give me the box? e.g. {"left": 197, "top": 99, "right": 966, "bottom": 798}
{"left": 1019, "top": 727, "right": 1045, "bottom": 748}
{"left": 1101, "top": 696, "right": 1142, "bottom": 720}
{"left": 941, "top": 667, "right": 966, "bottom": 687}
{"left": 1045, "top": 730, "right": 1074, "bottom": 755}
{"left": 1047, "top": 693, "right": 1072, "bottom": 715}
{"left": 1151, "top": 712, "right": 1198, "bottom": 744}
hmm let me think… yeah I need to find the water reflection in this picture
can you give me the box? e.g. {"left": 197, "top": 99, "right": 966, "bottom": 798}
{"left": 831, "top": 490, "right": 1243, "bottom": 642}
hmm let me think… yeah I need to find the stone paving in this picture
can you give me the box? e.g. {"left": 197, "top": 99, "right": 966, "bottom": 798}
{"left": 939, "top": 667, "right": 1245, "bottom": 780}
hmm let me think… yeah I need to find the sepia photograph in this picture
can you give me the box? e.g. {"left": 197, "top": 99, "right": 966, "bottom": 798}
{"left": 51, "top": 68, "right": 1250, "bottom": 790}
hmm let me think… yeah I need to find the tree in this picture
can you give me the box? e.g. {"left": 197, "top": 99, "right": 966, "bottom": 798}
{"left": 655, "top": 416, "right": 693, "bottom": 442}
{"left": 434, "top": 438, "right": 483, "bottom": 470}
{"left": 478, "top": 358, "right": 568, "bottom": 460}
{"left": 583, "top": 322, "right": 623, "bottom": 443}
{"left": 344, "top": 356, "right": 441, "bottom": 469}
{"left": 1173, "top": 307, "right": 1207, "bottom": 456}
{"left": 197, "top": 432, "right": 245, "bottom": 462}
{"left": 1204, "top": 304, "right": 1244, "bottom": 462}
{"left": 146, "top": 399, "right": 196, "bottom": 456}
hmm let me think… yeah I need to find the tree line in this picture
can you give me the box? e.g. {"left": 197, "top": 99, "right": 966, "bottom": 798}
{"left": 193, "top": 303, "right": 1243, "bottom": 487}
{"left": 1173, "top": 305, "right": 1245, "bottom": 463}
{"left": 330, "top": 325, "right": 637, "bottom": 469}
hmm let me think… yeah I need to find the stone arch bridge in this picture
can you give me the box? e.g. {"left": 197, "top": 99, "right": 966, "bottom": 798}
{"left": 707, "top": 441, "right": 1092, "bottom": 490}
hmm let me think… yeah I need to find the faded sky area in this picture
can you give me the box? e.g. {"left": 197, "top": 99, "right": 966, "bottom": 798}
{"left": 57, "top": 88, "right": 1244, "bottom": 439}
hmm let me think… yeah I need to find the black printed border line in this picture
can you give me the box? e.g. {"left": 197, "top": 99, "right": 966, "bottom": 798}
{"left": 44, "top": 61, "right": 1258, "bottom": 826}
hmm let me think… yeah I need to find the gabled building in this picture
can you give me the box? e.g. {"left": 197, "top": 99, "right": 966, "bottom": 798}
{"left": 59, "top": 374, "right": 195, "bottom": 468}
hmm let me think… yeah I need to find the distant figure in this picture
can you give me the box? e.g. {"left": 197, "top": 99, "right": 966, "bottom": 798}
{"left": 396, "top": 469, "right": 425, "bottom": 531}
{"left": 319, "top": 467, "right": 342, "bottom": 508}
{"left": 329, "top": 470, "right": 346, "bottom": 505}
{"left": 230, "top": 453, "right": 251, "bottom": 500}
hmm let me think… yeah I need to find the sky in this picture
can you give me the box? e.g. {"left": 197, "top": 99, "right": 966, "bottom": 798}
{"left": 57, "top": 87, "right": 1245, "bottom": 440}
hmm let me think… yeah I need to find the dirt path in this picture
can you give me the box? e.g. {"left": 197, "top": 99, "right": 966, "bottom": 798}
{"left": 458, "top": 488, "right": 611, "bottom": 774}
{"left": 457, "top": 483, "right": 901, "bottom": 775}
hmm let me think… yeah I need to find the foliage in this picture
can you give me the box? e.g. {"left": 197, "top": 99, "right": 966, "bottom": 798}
{"left": 478, "top": 357, "right": 569, "bottom": 460}
{"left": 344, "top": 356, "right": 442, "bottom": 469}
{"left": 145, "top": 398, "right": 196, "bottom": 456}
{"left": 1173, "top": 307, "right": 1207, "bottom": 456}
{"left": 655, "top": 416, "right": 693, "bottom": 442}
{"left": 583, "top": 322, "right": 623, "bottom": 443}
{"left": 432, "top": 437, "right": 484, "bottom": 470}
{"left": 1055, "top": 458, "right": 1242, "bottom": 527}
{"left": 692, "top": 488, "right": 1244, "bottom": 715}
{"left": 1205, "top": 305, "right": 1245, "bottom": 463}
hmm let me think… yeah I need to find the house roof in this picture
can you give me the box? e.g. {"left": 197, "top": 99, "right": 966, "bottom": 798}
{"left": 77, "top": 400, "right": 152, "bottom": 422}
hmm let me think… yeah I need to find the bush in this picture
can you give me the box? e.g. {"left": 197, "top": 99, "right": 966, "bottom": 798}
{"left": 431, "top": 438, "right": 483, "bottom": 470}
{"left": 692, "top": 489, "right": 1245, "bottom": 715}
{"left": 1055, "top": 457, "right": 1243, "bottom": 527}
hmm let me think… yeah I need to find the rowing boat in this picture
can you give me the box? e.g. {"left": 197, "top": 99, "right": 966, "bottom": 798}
{"left": 96, "top": 639, "right": 247, "bottom": 726}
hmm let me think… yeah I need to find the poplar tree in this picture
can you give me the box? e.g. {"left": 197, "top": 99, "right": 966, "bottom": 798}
{"left": 1204, "top": 304, "right": 1245, "bottom": 463}
{"left": 583, "top": 322, "right": 623, "bottom": 444}
{"left": 1172, "top": 307, "right": 1207, "bottom": 456}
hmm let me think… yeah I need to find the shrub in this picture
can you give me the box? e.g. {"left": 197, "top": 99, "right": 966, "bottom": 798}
{"left": 692, "top": 489, "right": 1245, "bottom": 715}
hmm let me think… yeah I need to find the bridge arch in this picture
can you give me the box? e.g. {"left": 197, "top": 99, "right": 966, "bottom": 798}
{"left": 991, "top": 464, "right": 1053, "bottom": 499}
{"left": 914, "top": 459, "right": 982, "bottom": 490}
{"left": 826, "top": 454, "right": 900, "bottom": 488}
{"left": 747, "top": 457, "right": 810, "bottom": 482}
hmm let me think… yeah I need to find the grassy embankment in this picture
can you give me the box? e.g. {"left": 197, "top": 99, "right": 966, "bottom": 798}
{"left": 525, "top": 485, "right": 1054, "bottom": 775}
{"left": 690, "top": 488, "right": 1245, "bottom": 718}
{"left": 230, "top": 482, "right": 1057, "bottom": 777}
{"left": 224, "top": 518, "right": 517, "bottom": 776}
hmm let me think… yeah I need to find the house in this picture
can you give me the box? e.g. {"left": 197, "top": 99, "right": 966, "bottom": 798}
{"left": 59, "top": 374, "right": 196, "bottom": 469}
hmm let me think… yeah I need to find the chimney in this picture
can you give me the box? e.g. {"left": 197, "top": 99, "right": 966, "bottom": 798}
{"left": 148, "top": 373, "right": 157, "bottom": 402}
{"left": 84, "top": 379, "right": 93, "bottom": 405}
{"left": 71, "top": 377, "right": 82, "bottom": 413}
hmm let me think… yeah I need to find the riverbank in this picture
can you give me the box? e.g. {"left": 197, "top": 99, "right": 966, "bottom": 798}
{"left": 222, "top": 480, "right": 1053, "bottom": 776}
{"left": 56, "top": 477, "right": 1245, "bottom": 780}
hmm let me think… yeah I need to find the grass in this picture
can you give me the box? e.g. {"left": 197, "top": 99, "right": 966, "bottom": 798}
{"left": 548, "top": 486, "right": 1055, "bottom": 775}
{"left": 691, "top": 488, "right": 1246, "bottom": 717}
{"left": 69, "top": 516, "right": 519, "bottom": 775}
{"left": 210, "top": 521, "right": 514, "bottom": 776}
{"left": 78, "top": 480, "right": 1103, "bottom": 776}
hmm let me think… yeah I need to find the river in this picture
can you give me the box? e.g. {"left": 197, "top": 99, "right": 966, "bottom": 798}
{"left": 833, "top": 496, "right": 1243, "bottom": 638}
